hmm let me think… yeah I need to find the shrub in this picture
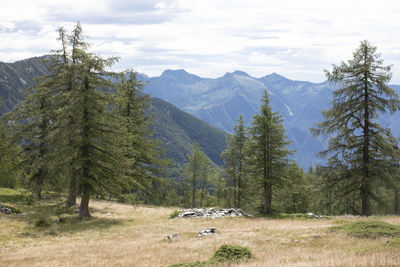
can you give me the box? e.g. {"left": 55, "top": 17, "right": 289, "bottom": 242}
{"left": 167, "top": 244, "right": 253, "bottom": 266}
{"left": 34, "top": 218, "right": 51, "bottom": 227}
{"left": 210, "top": 244, "right": 252, "bottom": 263}
{"left": 169, "top": 210, "right": 182, "bottom": 219}
{"left": 331, "top": 221, "right": 400, "bottom": 238}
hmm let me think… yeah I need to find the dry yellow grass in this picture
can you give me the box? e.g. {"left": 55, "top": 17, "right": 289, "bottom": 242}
{"left": 1, "top": 199, "right": 400, "bottom": 267}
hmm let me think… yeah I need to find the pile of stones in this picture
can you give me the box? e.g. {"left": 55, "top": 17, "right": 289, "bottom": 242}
{"left": 0, "top": 203, "right": 14, "bottom": 214}
{"left": 177, "top": 208, "right": 247, "bottom": 218}
{"left": 197, "top": 227, "right": 218, "bottom": 237}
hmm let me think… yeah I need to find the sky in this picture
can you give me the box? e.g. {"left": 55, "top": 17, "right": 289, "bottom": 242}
{"left": 1, "top": 0, "right": 400, "bottom": 83}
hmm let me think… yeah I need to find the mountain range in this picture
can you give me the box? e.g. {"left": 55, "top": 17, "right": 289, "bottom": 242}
{"left": 2, "top": 56, "right": 400, "bottom": 168}
{"left": 139, "top": 69, "right": 400, "bottom": 168}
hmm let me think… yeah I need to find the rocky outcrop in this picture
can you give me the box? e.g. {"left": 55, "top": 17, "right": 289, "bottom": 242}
{"left": 0, "top": 203, "right": 14, "bottom": 214}
{"left": 197, "top": 227, "right": 218, "bottom": 237}
{"left": 177, "top": 208, "right": 249, "bottom": 218}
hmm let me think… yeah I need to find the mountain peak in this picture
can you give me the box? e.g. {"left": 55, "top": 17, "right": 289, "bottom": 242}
{"left": 160, "top": 69, "right": 201, "bottom": 82}
{"left": 232, "top": 70, "right": 250, "bottom": 77}
{"left": 161, "top": 69, "right": 192, "bottom": 77}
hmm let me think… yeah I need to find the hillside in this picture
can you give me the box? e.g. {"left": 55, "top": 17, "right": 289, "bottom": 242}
{"left": 150, "top": 97, "right": 226, "bottom": 165}
{"left": 142, "top": 70, "right": 400, "bottom": 168}
{"left": 0, "top": 57, "right": 227, "bottom": 166}
{"left": 1, "top": 188, "right": 400, "bottom": 266}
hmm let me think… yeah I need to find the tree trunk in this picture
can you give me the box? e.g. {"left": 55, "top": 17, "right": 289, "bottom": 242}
{"left": 191, "top": 168, "right": 196, "bottom": 208}
{"left": 237, "top": 159, "right": 242, "bottom": 208}
{"left": 200, "top": 185, "right": 205, "bottom": 207}
{"left": 79, "top": 182, "right": 91, "bottom": 218}
{"left": 394, "top": 188, "right": 399, "bottom": 215}
{"left": 361, "top": 49, "right": 371, "bottom": 217}
{"left": 66, "top": 175, "right": 76, "bottom": 207}
{"left": 34, "top": 171, "right": 43, "bottom": 199}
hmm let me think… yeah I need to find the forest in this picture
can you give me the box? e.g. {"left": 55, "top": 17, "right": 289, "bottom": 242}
{"left": 1, "top": 23, "right": 400, "bottom": 218}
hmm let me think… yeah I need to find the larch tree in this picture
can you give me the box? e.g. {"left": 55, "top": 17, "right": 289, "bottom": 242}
{"left": 114, "top": 70, "right": 166, "bottom": 198}
{"left": 247, "top": 90, "right": 291, "bottom": 214}
{"left": 186, "top": 141, "right": 209, "bottom": 208}
{"left": 311, "top": 40, "right": 400, "bottom": 216}
{"left": 6, "top": 66, "right": 55, "bottom": 198}
{"left": 221, "top": 114, "right": 247, "bottom": 208}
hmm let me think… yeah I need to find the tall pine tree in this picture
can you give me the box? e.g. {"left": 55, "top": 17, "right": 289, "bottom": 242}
{"left": 247, "top": 90, "right": 291, "bottom": 214}
{"left": 311, "top": 40, "right": 400, "bottom": 216}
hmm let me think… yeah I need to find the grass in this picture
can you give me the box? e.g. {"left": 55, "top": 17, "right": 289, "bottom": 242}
{"left": 1, "top": 187, "right": 400, "bottom": 266}
{"left": 331, "top": 220, "right": 400, "bottom": 238}
{"left": 168, "top": 244, "right": 252, "bottom": 266}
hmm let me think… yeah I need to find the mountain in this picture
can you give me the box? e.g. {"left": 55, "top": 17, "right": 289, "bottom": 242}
{"left": 150, "top": 98, "right": 226, "bottom": 165}
{"left": 0, "top": 56, "right": 50, "bottom": 113}
{"left": 142, "top": 69, "right": 400, "bottom": 168}
{"left": 0, "top": 57, "right": 227, "bottom": 166}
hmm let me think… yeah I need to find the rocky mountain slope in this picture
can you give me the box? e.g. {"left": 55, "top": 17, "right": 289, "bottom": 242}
{"left": 141, "top": 69, "right": 400, "bottom": 168}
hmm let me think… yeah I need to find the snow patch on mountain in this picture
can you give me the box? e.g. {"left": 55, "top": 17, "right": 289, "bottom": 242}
{"left": 285, "top": 104, "right": 294, "bottom": 116}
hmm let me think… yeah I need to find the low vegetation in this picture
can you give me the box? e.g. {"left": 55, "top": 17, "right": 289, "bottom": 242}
{"left": 1, "top": 188, "right": 400, "bottom": 266}
{"left": 168, "top": 244, "right": 252, "bottom": 266}
{"left": 331, "top": 220, "right": 400, "bottom": 238}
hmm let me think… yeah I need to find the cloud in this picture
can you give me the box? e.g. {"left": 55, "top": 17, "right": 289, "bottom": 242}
{"left": 1, "top": 0, "right": 400, "bottom": 83}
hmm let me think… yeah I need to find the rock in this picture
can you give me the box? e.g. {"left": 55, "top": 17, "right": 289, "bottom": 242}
{"left": 167, "top": 233, "right": 178, "bottom": 241}
{"left": 177, "top": 208, "right": 247, "bottom": 219}
{"left": 307, "top": 212, "right": 322, "bottom": 219}
{"left": 198, "top": 227, "right": 218, "bottom": 237}
{"left": 0, "top": 203, "right": 13, "bottom": 214}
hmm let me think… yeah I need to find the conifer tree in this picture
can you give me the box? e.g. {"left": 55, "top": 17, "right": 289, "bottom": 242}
{"left": 247, "top": 90, "right": 291, "bottom": 214}
{"left": 186, "top": 141, "right": 209, "bottom": 208}
{"left": 6, "top": 69, "right": 54, "bottom": 198}
{"left": 114, "top": 70, "right": 166, "bottom": 198}
{"left": 221, "top": 114, "right": 247, "bottom": 208}
{"left": 311, "top": 40, "right": 400, "bottom": 216}
{"left": 0, "top": 117, "right": 21, "bottom": 188}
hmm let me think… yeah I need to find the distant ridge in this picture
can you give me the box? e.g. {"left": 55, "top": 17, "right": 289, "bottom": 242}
{"left": 142, "top": 69, "right": 400, "bottom": 168}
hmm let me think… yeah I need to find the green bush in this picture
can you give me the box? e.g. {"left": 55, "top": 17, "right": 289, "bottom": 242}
{"left": 331, "top": 221, "right": 400, "bottom": 238}
{"left": 169, "top": 210, "right": 182, "bottom": 219}
{"left": 167, "top": 244, "right": 253, "bottom": 266}
{"left": 34, "top": 218, "right": 51, "bottom": 227}
{"left": 210, "top": 244, "right": 252, "bottom": 263}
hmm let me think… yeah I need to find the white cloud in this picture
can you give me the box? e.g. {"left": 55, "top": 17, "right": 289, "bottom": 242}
{"left": 0, "top": 0, "right": 400, "bottom": 83}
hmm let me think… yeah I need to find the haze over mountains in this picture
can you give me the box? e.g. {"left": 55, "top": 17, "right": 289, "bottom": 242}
{"left": 2, "top": 56, "right": 400, "bottom": 168}
{"left": 139, "top": 69, "right": 400, "bottom": 168}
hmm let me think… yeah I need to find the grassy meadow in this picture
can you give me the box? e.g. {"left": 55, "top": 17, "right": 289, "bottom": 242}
{"left": 1, "top": 188, "right": 400, "bottom": 267}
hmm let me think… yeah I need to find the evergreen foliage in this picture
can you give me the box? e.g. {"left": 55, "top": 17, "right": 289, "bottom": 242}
{"left": 185, "top": 141, "right": 213, "bottom": 208}
{"left": 5, "top": 23, "right": 163, "bottom": 217}
{"left": 311, "top": 40, "right": 400, "bottom": 216}
{"left": 0, "top": 118, "right": 21, "bottom": 188}
{"left": 246, "top": 90, "right": 291, "bottom": 214}
{"left": 221, "top": 114, "right": 247, "bottom": 208}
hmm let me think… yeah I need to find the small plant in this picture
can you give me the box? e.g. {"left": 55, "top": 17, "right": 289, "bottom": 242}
{"left": 24, "top": 194, "right": 35, "bottom": 205}
{"left": 169, "top": 210, "right": 182, "bottom": 219}
{"left": 387, "top": 237, "right": 400, "bottom": 247}
{"left": 8, "top": 205, "right": 22, "bottom": 214}
{"left": 34, "top": 218, "right": 51, "bottom": 227}
{"left": 331, "top": 220, "right": 400, "bottom": 238}
{"left": 210, "top": 244, "right": 252, "bottom": 263}
{"left": 167, "top": 244, "right": 253, "bottom": 267}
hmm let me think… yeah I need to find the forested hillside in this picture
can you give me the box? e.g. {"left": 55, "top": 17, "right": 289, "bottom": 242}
{"left": 0, "top": 57, "right": 226, "bottom": 166}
